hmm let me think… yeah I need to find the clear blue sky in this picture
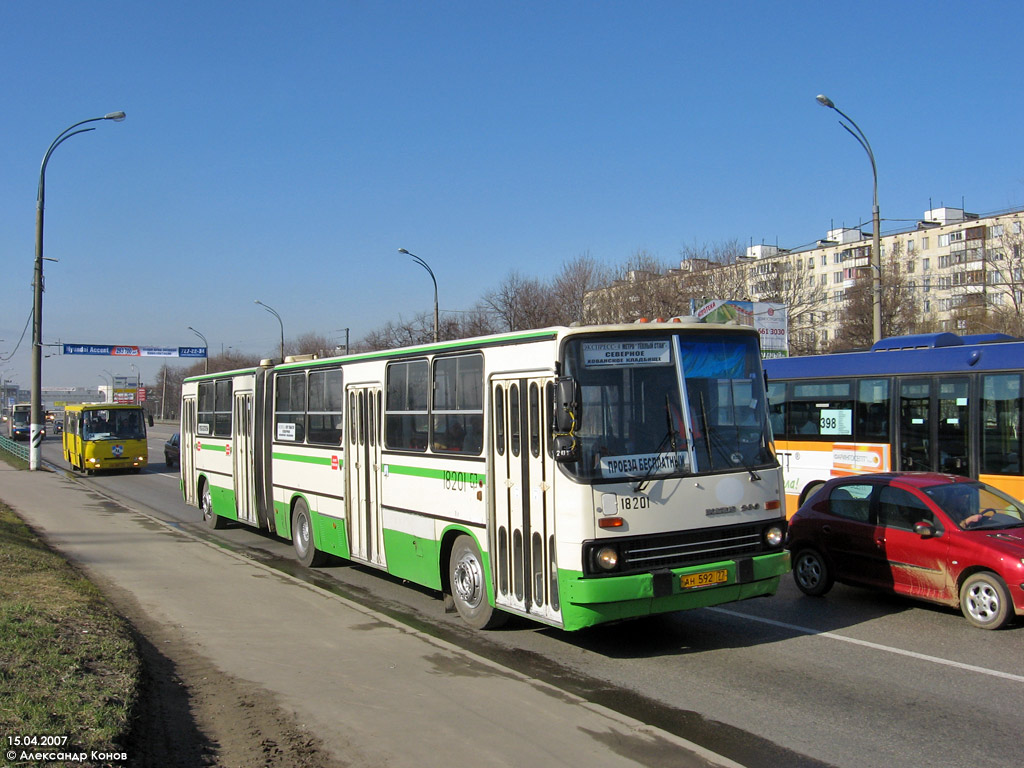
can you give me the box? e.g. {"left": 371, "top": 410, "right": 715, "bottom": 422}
{"left": 2, "top": 1, "right": 1023, "bottom": 390}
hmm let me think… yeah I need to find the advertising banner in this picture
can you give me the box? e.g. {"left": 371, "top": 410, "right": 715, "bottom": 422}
{"left": 694, "top": 300, "right": 789, "bottom": 358}
{"left": 63, "top": 344, "right": 207, "bottom": 358}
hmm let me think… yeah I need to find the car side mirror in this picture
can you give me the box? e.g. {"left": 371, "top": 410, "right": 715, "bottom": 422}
{"left": 913, "top": 520, "right": 937, "bottom": 538}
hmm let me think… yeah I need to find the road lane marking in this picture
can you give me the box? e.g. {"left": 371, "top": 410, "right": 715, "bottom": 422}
{"left": 708, "top": 607, "right": 1024, "bottom": 683}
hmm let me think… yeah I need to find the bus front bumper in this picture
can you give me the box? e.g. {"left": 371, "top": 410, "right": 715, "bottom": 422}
{"left": 560, "top": 550, "right": 791, "bottom": 629}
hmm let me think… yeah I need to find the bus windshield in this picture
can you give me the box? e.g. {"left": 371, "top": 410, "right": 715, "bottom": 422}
{"left": 561, "top": 332, "right": 774, "bottom": 482}
{"left": 84, "top": 408, "right": 146, "bottom": 441}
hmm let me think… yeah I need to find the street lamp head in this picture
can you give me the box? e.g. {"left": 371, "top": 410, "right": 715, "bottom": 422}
{"left": 815, "top": 94, "right": 835, "bottom": 109}
{"left": 398, "top": 248, "right": 411, "bottom": 255}
{"left": 104, "top": 111, "right": 127, "bottom": 122}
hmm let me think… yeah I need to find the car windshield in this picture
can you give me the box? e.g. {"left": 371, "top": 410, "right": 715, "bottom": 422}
{"left": 560, "top": 331, "right": 775, "bottom": 482}
{"left": 84, "top": 409, "right": 146, "bottom": 441}
{"left": 924, "top": 482, "right": 1024, "bottom": 530}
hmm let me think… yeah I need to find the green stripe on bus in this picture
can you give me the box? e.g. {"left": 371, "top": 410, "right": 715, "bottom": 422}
{"left": 387, "top": 464, "right": 486, "bottom": 485}
{"left": 272, "top": 452, "right": 341, "bottom": 467}
{"left": 200, "top": 444, "right": 228, "bottom": 453}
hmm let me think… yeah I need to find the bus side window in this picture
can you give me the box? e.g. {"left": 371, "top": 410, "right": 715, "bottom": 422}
{"left": 857, "top": 378, "right": 890, "bottom": 443}
{"left": 767, "top": 381, "right": 787, "bottom": 438}
{"left": 981, "top": 374, "right": 1022, "bottom": 475}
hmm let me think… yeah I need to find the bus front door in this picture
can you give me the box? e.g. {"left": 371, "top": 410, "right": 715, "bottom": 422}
{"left": 346, "top": 386, "right": 385, "bottom": 568}
{"left": 233, "top": 390, "right": 258, "bottom": 527}
{"left": 181, "top": 395, "right": 198, "bottom": 506}
{"left": 491, "top": 376, "right": 561, "bottom": 625}
{"left": 898, "top": 376, "right": 971, "bottom": 476}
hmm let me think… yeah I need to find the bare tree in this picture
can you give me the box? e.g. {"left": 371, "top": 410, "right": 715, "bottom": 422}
{"left": 550, "top": 252, "right": 610, "bottom": 325}
{"left": 979, "top": 221, "right": 1024, "bottom": 336}
{"left": 830, "top": 241, "right": 923, "bottom": 350}
{"left": 482, "top": 271, "right": 558, "bottom": 331}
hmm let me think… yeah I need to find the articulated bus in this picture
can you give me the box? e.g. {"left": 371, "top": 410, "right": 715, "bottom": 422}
{"left": 180, "top": 323, "right": 788, "bottom": 631}
{"left": 764, "top": 332, "right": 1024, "bottom": 517}
{"left": 63, "top": 403, "right": 149, "bottom": 473}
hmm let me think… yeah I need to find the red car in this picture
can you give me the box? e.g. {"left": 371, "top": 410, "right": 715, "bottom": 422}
{"left": 788, "top": 473, "right": 1024, "bottom": 629}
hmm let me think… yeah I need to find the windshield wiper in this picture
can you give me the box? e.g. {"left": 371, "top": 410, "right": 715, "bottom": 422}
{"left": 699, "top": 393, "right": 761, "bottom": 481}
{"left": 634, "top": 395, "right": 681, "bottom": 493}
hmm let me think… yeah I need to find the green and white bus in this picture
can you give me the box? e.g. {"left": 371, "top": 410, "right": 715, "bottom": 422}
{"left": 180, "top": 322, "right": 789, "bottom": 631}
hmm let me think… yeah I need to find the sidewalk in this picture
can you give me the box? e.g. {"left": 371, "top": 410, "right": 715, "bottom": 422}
{"left": 0, "top": 465, "right": 738, "bottom": 768}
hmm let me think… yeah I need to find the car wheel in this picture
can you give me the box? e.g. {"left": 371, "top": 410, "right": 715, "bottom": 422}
{"left": 201, "top": 480, "right": 226, "bottom": 529}
{"left": 448, "top": 534, "right": 507, "bottom": 629}
{"left": 792, "top": 548, "right": 834, "bottom": 596}
{"left": 292, "top": 499, "right": 327, "bottom": 567}
{"left": 959, "top": 572, "right": 1013, "bottom": 630}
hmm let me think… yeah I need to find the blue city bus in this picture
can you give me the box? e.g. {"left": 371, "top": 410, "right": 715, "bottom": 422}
{"left": 763, "top": 333, "right": 1024, "bottom": 516}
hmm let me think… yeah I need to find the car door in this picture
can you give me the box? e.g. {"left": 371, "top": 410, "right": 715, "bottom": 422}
{"left": 822, "top": 481, "right": 891, "bottom": 588}
{"left": 877, "top": 484, "right": 952, "bottom": 601}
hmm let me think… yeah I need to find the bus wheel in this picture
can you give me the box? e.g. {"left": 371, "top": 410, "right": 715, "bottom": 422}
{"left": 201, "top": 481, "right": 225, "bottom": 529}
{"left": 448, "top": 535, "right": 507, "bottom": 630}
{"left": 292, "top": 499, "right": 327, "bottom": 567}
{"left": 960, "top": 572, "right": 1013, "bottom": 630}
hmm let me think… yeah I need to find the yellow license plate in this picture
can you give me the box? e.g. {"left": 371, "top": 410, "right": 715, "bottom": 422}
{"left": 680, "top": 569, "right": 729, "bottom": 589}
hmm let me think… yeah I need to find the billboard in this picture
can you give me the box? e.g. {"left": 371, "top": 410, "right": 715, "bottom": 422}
{"left": 693, "top": 300, "right": 789, "bottom": 358}
{"left": 62, "top": 344, "right": 207, "bottom": 358}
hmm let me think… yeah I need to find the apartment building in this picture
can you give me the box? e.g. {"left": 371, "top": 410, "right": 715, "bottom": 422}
{"left": 586, "top": 204, "right": 1024, "bottom": 354}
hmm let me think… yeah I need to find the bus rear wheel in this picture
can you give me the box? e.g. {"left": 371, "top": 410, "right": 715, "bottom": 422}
{"left": 448, "top": 535, "right": 507, "bottom": 630}
{"left": 201, "top": 481, "right": 226, "bottom": 529}
{"left": 292, "top": 499, "right": 327, "bottom": 567}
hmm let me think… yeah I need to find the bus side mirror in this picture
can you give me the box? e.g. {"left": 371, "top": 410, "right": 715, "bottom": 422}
{"left": 554, "top": 377, "right": 577, "bottom": 434}
{"left": 148, "top": 414, "right": 154, "bottom": 427}
{"left": 553, "top": 435, "right": 579, "bottom": 463}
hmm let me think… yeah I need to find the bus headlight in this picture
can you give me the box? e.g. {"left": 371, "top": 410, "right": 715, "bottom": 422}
{"left": 765, "top": 526, "right": 784, "bottom": 547}
{"left": 595, "top": 546, "right": 619, "bottom": 571}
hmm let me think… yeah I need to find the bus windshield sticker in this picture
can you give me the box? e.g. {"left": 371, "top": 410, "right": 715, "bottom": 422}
{"left": 197, "top": 423, "right": 210, "bottom": 436}
{"left": 277, "top": 422, "right": 297, "bottom": 441}
{"left": 819, "top": 409, "right": 852, "bottom": 435}
{"left": 600, "top": 451, "right": 689, "bottom": 478}
{"left": 583, "top": 340, "right": 671, "bottom": 368}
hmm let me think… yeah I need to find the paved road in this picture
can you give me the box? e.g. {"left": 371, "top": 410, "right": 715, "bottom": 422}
{"left": 34, "top": 430, "right": 1024, "bottom": 768}
{"left": 9, "top": 441, "right": 731, "bottom": 768}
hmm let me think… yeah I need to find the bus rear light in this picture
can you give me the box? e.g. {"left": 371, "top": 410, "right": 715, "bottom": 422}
{"left": 765, "top": 500, "right": 781, "bottom": 510}
{"left": 598, "top": 517, "right": 624, "bottom": 529}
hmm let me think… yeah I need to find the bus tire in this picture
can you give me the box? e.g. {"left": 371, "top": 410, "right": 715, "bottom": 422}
{"left": 959, "top": 572, "right": 1013, "bottom": 630}
{"left": 448, "top": 534, "right": 507, "bottom": 630}
{"left": 201, "top": 480, "right": 226, "bottom": 529}
{"left": 792, "top": 548, "right": 834, "bottom": 597}
{"left": 292, "top": 499, "right": 327, "bottom": 567}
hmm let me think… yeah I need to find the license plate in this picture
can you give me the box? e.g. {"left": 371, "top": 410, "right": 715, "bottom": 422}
{"left": 680, "top": 569, "right": 729, "bottom": 589}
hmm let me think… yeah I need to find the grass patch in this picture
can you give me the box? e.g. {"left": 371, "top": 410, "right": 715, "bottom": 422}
{"left": 0, "top": 499, "right": 140, "bottom": 753}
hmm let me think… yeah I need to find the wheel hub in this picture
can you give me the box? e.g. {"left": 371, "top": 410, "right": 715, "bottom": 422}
{"left": 453, "top": 554, "right": 483, "bottom": 607}
{"left": 965, "top": 583, "right": 999, "bottom": 621}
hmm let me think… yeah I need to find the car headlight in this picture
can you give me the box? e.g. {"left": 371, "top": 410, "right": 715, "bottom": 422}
{"left": 765, "top": 526, "right": 784, "bottom": 547}
{"left": 595, "top": 546, "right": 619, "bottom": 571}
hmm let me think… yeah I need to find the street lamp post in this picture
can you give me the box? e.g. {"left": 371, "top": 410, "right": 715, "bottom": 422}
{"left": 188, "top": 326, "right": 209, "bottom": 373}
{"left": 99, "top": 371, "right": 113, "bottom": 403}
{"left": 31, "top": 111, "right": 126, "bottom": 470}
{"left": 398, "top": 248, "right": 439, "bottom": 343}
{"left": 816, "top": 94, "right": 882, "bottom": 344}
{"left": 255, "top": 300, "right": 285, "bottom": 360}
